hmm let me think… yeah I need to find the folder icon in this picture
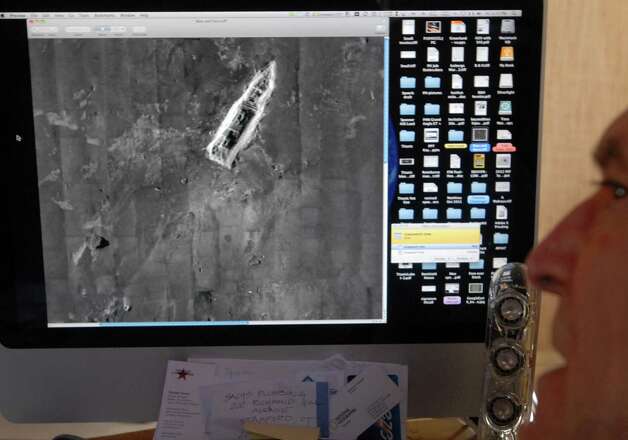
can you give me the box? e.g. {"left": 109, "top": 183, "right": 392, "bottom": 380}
{"left": 400, "top": 76, "right": 416, "bottom": 89}
{"left": 400, "top": 103, "right": 416, "bottom": 116}
{"left": 447, "top": 182, "right": 463, "bottom": 194}
{"left": 448, "top": 130, "right": 464, "bottom": 142}
{"left": 424, "top": 76, "right": 441, "bottom": 89}
{"left": 447, "top": 208, "right": 462, "bottom": 220}
{"left": 422, "top": 263, "right": 437, "bottom": 271}
{"left": 470, "top": 207, "right": 486, "bottom": 219}
{"left": 423, "top": 208, "right": 438, "bottom": 220}
{"left": 494, "top": 233, "right": 509, "bottom": 245}
{"left": 471, "top": 181, "right": 487, "bottom": 193}
{"left": 399, "top": 182, "right": 415, "bottom": 194}
{"left": 424, "top": 103, "right": 440, "bottom": 115}
{"left": 399, "top": 208, "right": 414, "bottom": 220}
{"left": 469, "top": 260, "right": 485, "bottom": 270}
{"left": 400, "top": 130, "right": 415, "bottom": 142}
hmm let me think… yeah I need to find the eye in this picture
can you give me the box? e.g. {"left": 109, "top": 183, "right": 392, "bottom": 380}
{"left": 601, "top": 180, "right": 628, "bottom": 199}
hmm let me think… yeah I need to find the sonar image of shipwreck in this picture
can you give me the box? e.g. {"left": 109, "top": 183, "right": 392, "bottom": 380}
{"left": 205, "top": 61, "right": 277, "bottom": 169}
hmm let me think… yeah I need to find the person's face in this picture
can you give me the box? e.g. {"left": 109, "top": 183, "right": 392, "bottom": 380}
{"left": 521, "top": 109, "right": 628, "bottom": 438}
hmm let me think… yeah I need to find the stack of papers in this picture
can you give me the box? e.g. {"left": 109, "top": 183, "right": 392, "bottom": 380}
{"left": 154, "top": 355, "right": 407, "bottom": 440}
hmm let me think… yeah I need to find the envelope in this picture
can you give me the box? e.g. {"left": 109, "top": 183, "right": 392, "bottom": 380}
{"left": 448, "top": 130, "right": 463, "bottom": 142}
{"left": 424, "top": 103, "right": 440, "bottom": 115}
{"left": 446, "top": 208, "right": 462, "bottom": 219}
{"left": 467, "top": 195, "right": 490, "bottom": 204}
{"left": 399, "top": 182, "right": 415, "bottom": 194}
{"left": 399, "top": 130, "right": 415, "bottom": 142}
{"left": 447, "top": 182, "right": 463, "bottom": 194}
{"left": 470, "top": 207, "right": 486, "bottom": 219}
{"left": 400, "top": 103, "right": 416, "bottom": 116}
{"left": 244, "top": 422, "right": 319, "bottom": 440}
{"left": 422, "top": 208, "right": 438, "bottom": 220}
{"left": 400, "top": 76, "right": 416, "bottom": 89}
{"left": 424, "top": 76, "right": 441, "bottom": 89}
{"left": 471, "top": 181, "right": 487, "bottom": 193}
{"left": 399, "top": 208, "right": 414, "bottom": 220}
{"left": 494, "top": 233, "right": 509, "bottom": 245}
{"left": 469, "top": 260, "right": 485, "bottom": 270}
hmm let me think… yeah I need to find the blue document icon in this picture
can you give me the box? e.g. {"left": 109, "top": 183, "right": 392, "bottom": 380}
{"left": 424, "top": 76, "right": 441, "bottom": 89}
{"left": 422, "top": 208, "right": 438, "bottom": 220}
{"left": 399, "top": 182, "right": 415, "bottom": 194}
{"left": 494, "top": 233, "right": 509, "bottom": 245}
{"left": 470, "top": 207, "right": 486, "bottom": 219}
{"left": 467, "top": 195, "right": 490, "bottom": 205}
{"left": 447, "top": 182, "right": 463, "bottom": 194}
{"left": 399, "top": 208, "right": 414, "bottom": 220}
{"left": 471, "top": 181, "right": 487, "bottom": 193}
{"left": 470, "top": 143, "right": 491, "bottom": 152}
{"left": 400, "top": 104, "right": 416, "bottom": 116}
{"left": 447, "top": 208, "right": 462, "bottom": 219}
{"left": 424, "top": 103, "right": 440, "bottom": 115}
{"left": 448, "top": 130, "right": 464, "bottom": 142}
{"left": 422, "top": 263, "right": 437, "bottom": 271}
{"left": 399, "top": 130, "right": 416, "bottom": 142}
{"left": 469, "top": 260, "right": 485, "bottom": 270}
{"left": 400, "top": 76, "right": 416, "bottom": 89}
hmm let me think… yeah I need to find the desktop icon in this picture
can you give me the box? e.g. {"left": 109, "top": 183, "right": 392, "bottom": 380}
{"left": 426, "top": 21, "right": 442, "bottom": 33}
{"left": 476, "top": 18, "right": 490, "bottom": 35}
{"left": 449, "top": 102, "right": 464, "bottom": 114}
{"left": 469, "top": 260, "right": 485, "bottom": 270}
{"left": 400, "top": 103, "right": 416, "bottom": 115}
{"left": 444, "top": 143, "right": 467, "bottom": 149}
{"left": 399, "top": 130, "right": 415, "bottom": 142}
{"left": 499, "top": 73, "right": 514, "bottom": 88}
{"left": 496, "top": 129, "right": 512, "bottom": 140}
{"left": 494, "top": 233, "right": 509, "bottom": 245}
{"left": 425, "top": 76, "right": 441, "bottom": 89}
{"left": 474, "top": 101, "right": 488, "bottom": 116}
{"left": 451, "top": 74, "right": 463, "bottom": 90}
{"left": 424, "top": 128, "right": 439, "bottom": 143}
{"left": 423, "top": 182, "right": 438, "bottom": 193}
{"left": 399, "top": 158, "right": 415, "bottom": 166}
{"left": 470, "top": 143, "right": 491, "bottom": 153}
{"left": 496, "top": 205, "right": 508, "bottom": 219}
{"left": 493, "top": 257, "right": 508, "bottom": 269}
{"left": 399, "top": 182, "right": 415, "bottom": 194}
{"left": 476, "top": 46, "right": 489, "bottom": 62}
{"left": 471, "top": 181, "right": 487, "bottom": 193}
{"left": 500, "top": 46, "right": 514, "bottom": 61}
{"left": 470, "top": 207, "right": 486, "bottom": 219}
{"left": 424, "top": 103, "right": 440, "bottom": 115}
{"left": 423, "top": 155, "right": 439, "bottom": 167}
{"left": 399, "top": 208, "right": 414, "bottom": 220}
{"left": 427, "top": 46, "right": 440, "bottom": 62}
{"left": 473, "top": 154, "right": 486, "bottom": 169}
{"left": 474, "top": 75, "right": 489, "bottom": 88}
{"left": 400, "top": 76, "right": 416, "bottom": 89}
{"left": 450, "top": 154, "right": 461, "bottom": 169}
{"left": 467, "top": 195, "right": 490, "bottom": 205}
{"left": 451, "top": 46, "right": 465, "bottom": 62}
{"left": 448, "top": 129, "right": 464, "bottom": 142}
{"left": 422, "top": 263, "right": 437, "bottom": 271}
{"left": 495, "top": 154, "right": 512, "bottom": 168}
{"left": 499, "top": 100, "right": 513, "bottom": 115}
{"left": 447, "top": 208, "right": 462, "bottom": 220}
{"left": 447, "top": 182, "right": 463, "bottom": 194}
{"left": 501, "top": 19, "right": 515, "bottom": 34}
{"left": 472, "top": 128, "right": 489, "bottom": 142}
{"left": 400, "top": 50, "right": 416, "bottom": 59}
{"left": 495, "top": 181, "right": 511, "bottom": 192}
{"left": 450, "top": 20, "right": 466, "bottom": 33}
{"left": 422, "top": 208, "right": 438, "bottom": 220}
{"left": 493, "top": 143, "right": 517, "bottom": 152}
{"left": 402, "top": 19, "right": 415, "bottom": 35}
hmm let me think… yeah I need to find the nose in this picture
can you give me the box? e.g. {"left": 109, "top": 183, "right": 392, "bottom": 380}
{"left": 526, "top": 190, "right": 608, "bottom": 296}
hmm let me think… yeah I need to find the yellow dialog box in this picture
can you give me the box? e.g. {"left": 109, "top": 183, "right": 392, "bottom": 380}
{"left": 390, "top": 223, "right": 481, "bottom": 264}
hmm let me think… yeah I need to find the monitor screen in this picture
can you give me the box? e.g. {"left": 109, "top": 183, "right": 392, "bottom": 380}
{"left": 0, "top": 1, "right": 543, "bottom": 347}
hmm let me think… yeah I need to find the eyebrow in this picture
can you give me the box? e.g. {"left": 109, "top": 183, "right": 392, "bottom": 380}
{"left": 594, "top": 137, "right": 628, "bottom": 171}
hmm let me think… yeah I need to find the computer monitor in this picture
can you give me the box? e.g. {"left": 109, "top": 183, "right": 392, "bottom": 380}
{"left": 0, "top": 0, "right": 544, "bottom": 422}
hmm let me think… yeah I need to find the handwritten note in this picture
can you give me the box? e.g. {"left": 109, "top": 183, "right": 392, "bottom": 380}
{"left": 199, "top": 379, "right": 329, "bottom": 440}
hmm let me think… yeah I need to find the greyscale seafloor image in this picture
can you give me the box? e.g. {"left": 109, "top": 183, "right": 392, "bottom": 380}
{"left": 30, "top": 37, "right": 384, "bottom": 324}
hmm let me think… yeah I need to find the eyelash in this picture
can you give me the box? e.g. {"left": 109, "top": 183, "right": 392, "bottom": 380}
{"left": 598, "top": 180, "right": 628, "bottom": 199}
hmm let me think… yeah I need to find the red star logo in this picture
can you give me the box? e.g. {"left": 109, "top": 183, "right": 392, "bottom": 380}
{"left": 174, "top": 369, "right": 193, "bottom": 380}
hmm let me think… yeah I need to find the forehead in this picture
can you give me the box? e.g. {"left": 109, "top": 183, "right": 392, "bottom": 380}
{"left": 594, "top": 109, "right": 628, "bottom": 172}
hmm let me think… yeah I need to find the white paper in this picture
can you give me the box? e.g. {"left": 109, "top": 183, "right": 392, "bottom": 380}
{"left": 330, "top": 366, "right": 402, "bottom": 440}
{"left": 154, "top": 361, "right": 217, "bottom": 440}
{"left": 199, "top": 379, "right": 326, "bottom": 440}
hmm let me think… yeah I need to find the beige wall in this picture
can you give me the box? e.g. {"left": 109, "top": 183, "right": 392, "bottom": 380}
{"left": 536, "top": 0, "right": 628, "bottom": 362}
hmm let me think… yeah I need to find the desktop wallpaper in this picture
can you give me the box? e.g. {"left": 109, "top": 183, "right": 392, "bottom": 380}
{"left": 28, "top": 37, "right": 385, "bottom": 324}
